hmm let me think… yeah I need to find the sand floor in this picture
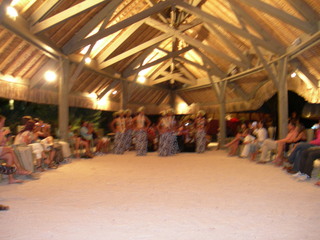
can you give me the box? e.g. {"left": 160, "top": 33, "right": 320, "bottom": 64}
{"left": 1, "top": 149, "right": 320, "bottom": 240}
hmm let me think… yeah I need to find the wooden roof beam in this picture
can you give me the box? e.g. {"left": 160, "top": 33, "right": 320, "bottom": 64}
{"left": 63, "top": 0, "right": 175, "bottom": 54}
{"left": 99, "top": 33, "right": 172, "bottom": 69}
{"left": 203, "top": 22, "right": 252, "bottom": 68}
{"left": 227, "top": 0, "right": 284, "bottom": 53}
{"left": 29, "top": 0, "right": 61, "bottom": 25}
{"left": 145, "top": 18, "right": 247, "bottom": 69}
{"left": 97, "top": 20, "right": 145, "bottom": 64}
{"left": 239, "top": 0, "right": 317, "bottom": 34}
{"left": 130, "top": 46, "right": 193, "bottom": 76}
{"left": 31, "top": 0, "right": 108, "bottom": 34}
{"left": 288, "top": 0, "right": 320, "bottom": 24}
{"left": 62, "top": 0, "right": 122, "bottom": 55}
{"left": 174, "top": 56, "right": 206, "bottom": 71}
{"left": 122, "top": 45, "right": 158, "bottom": 78}
{"left": 149, "top": 60, "right": 173, "bottom": 82}
{"left": 176, "top": 1, "right": 283, "bottom": 54}
{"left": 100, "top": 18, "right": 201, "bottom": 69}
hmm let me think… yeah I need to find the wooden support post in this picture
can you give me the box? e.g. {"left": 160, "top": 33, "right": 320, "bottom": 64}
{"left": 277, "top": 57, "right": 289, "bottom": 139}
{"left": 169, "top": 90, "right": 176, "bottom": 109}
{"left": 120, "top": 81, "right": 128, "bottom": 110}
{"left": 58, "top": 58, "right": 69, "bottom": 141}
{"left": 218, "top": 82, "right": 227, "bottom": 146}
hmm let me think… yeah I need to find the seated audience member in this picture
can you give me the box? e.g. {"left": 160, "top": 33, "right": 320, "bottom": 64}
{"left": 0, "top": 115, "right": 31, "bottom": 183}
{"left": 273, "top": 123, "right": 306, "bottom": 166}
{"left": 0, "top": 165, "right": 17, "bottom": 210}
{"left": 88, "top": 122, "right": 107, "bottom": 155}
{"left": 250, "top": 121, "right": 268, "bottom": 160}
{"left": 257, "top": 121, "right": 298, "bottom": 164}
{"left": 292, "top": 146, "right": 320, "bottom": 181}
{"left": 68, "top": 127, "right": 91, "bottom": 158}
{"left": 239, "top": 129, "right": 255, "bottom": 158}
{"left": 14, "top": 120, "right": 48, "bottom": 171}
{"left": 79, "top": 121, "right": 94, "bottom": 157}
{"left": 224, "top": 123, "right": 248, "bottom": 156}
{"left": 287, "top": 121, "right": 320, "bottom": 174}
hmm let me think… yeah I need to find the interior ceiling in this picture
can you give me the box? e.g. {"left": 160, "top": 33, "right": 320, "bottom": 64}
{"left": 0, "top": 0, "right": 319, "bottom": 113}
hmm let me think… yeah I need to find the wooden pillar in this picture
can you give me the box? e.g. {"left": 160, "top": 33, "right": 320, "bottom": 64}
{"left": 120, "top": 81, "right": 128, "bottom": 110}
{"left": 277, "top": 57, "right": 288, "bottom": 139}
{"left": 219, "top": 95, "right": 227, "bottom": 146}
{"left": 169, "top": 90, "right": 176, "bottom": 109}
{"left": 217, "top": 82, "right": 227, "bottom": 146}
{"left": 58, "top": 58, "right": 69, "bottom": 141}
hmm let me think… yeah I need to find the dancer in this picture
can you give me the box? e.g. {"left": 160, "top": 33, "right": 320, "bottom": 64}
{"left": 133, "top": 107, "right": 151, "bottom": 156}
{"left": 124, "top": 109, "right": 134, "bottom": 151}
{"left": 194, "top": 110, "right": 207, "bottom": 153}
{"left": 157, "top": 109, "right": 178, "bottom": 156}
{"left": 111, "top": 110, "right": 126, "bottom": 154}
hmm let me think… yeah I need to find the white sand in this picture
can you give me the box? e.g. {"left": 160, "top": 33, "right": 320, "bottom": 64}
{"left": 1, "top": 149, "right": 320, "bottom": 240}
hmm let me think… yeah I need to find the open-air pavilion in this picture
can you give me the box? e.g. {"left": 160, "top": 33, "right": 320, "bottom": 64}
{"left": 0, "top": 1, "right": 320, "bottom": 239}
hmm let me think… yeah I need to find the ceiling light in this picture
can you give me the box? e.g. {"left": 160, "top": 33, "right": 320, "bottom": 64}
{"left": 137, "top": 75, "right": 146, "bottom": 83}
{"left": 112, "top": 90, "right": 117, "bottom": 95}
{"left": 44, "top": 70, "right": 57, "bottom": 82}
{"left": 85, "top": 57, "right": 92, "bottom": 64}
{"left": 10, "top": 0, "right": 20, "bottom": 6}
{"left": 6, "top": 6, "right": 18, "bottom": 19}
{"left": 89, "top": 92, "right": 97, "bottom": 98}
{"left": 291, "top": 72, "right": 297, "bottom": 78}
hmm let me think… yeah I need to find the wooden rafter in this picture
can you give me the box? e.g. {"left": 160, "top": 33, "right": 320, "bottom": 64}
{"left": 29, "top": 0, "right": 61, "bottom": 25}
{"left": 31, "top": 0, "right": 108, "bottom": 34}
{"left": 145, "top": 18, "right": 247, "bottom": 69}
{"left": 62, "top": 0, "right": 123, "bottom": 54}
{"left": 175, "top": 1, "right": 283, "bottom": 53}
{"left": 288, "top": 0, "right": 320, "bottom": 23}
{"left": 130, "top": 46, "right": 193, "bottom": 76}
{"left": 239, "top": 0, "right": 317, "bottom": 34}
{"left": 227, "top": 0, "right": 284, "bottom": 53}
{"left": 99, "top": 33, "right": 172, "bottom": 69}
{"left": 97, "top": 20, "right": 145, "bottom": 64}
{"left": 63, "top": 0, "right": 174, "bottom": 54}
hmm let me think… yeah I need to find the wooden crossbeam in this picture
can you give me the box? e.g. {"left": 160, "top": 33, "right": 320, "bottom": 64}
{"left": 176, "top": 1, "right": 283, "bottom": 53}
{"left": 239, "top": 0, "right": 317, "bottom": 34}
{"left": 63, "top": 0, "right": 174, "bottom": 54}
{"left": 32, "top": 0, "right": 108, "bottom": 34}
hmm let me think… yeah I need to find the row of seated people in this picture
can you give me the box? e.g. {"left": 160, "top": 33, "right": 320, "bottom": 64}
{"left": 224, "top": 119, "right": 320, "bottom": 186}
{"left": 0, "top": 116, "right": 72, "bottom": 184}
{"left": 68, "top": 121, "right": 110, "bottom": 158}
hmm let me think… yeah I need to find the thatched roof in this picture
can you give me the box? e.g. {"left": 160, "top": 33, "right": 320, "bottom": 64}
{"left": 0, "top": 0, "right": 319, "bottom": 114}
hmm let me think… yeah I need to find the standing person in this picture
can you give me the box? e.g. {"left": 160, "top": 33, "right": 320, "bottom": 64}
{"left": 124, "top": 109, "right": 134, "bottom": 151}
{"left": 110, "top": 110, "right": 126, "bottom": 154}
{"left": 157, "top": 109, "right": 177, "bottom": 156}
{"left": 194, "top": 110, "right": 207, "bottom": 153}
{"left": 133, "top": 107, "right": 151, "bottom": 156}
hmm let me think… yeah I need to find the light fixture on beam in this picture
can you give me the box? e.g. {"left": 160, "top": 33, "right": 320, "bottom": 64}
{"left": 44, "top": 70, "right": 57, "bottom": 82}
{"left": 6, "top": 6, "right": 18, "bottom": 19}
{"left": 84, "top": 57, "right": 92, "bottom": 64}
{"left": 137, "top": 75, "right": 146, "bottom": 84}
